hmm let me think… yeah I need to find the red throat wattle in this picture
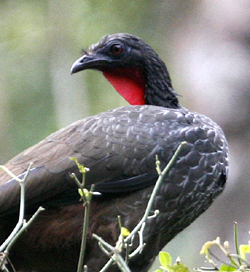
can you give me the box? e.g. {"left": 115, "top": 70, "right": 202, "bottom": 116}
{"left": 103, "top": 68, "right": 146, "bottom": 105}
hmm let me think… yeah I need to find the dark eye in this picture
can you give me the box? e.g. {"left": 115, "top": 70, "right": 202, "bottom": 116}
{"left": 110, "top": 44, "right": 123, "bottom": 55}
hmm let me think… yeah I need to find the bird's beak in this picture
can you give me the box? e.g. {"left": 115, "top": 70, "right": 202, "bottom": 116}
{"left": 71, "top": 54, "right": 109, "bottom": 75}
{"left": 71, "top": 55, "right": 92, "bottom": 74}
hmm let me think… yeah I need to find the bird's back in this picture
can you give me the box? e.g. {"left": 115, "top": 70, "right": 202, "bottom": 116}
{"left": 0, "top": 105, "right": 228, "bottom": 272}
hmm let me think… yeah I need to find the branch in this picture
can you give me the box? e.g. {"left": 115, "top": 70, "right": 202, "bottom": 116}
{"left": 69, "top": 158, "right": 94, "bottom": 272}
{"left": 0, "top": 163, "right": 33, "bottom": 252}
{"left": 93, "top": 234, "right": 131, "bottom": 272}
{"left": 5, "top": 207, "right": 44, "bottom": 254}
{"left": 125, "top": 141, "right": 186, "bottom": 251}
{"left": 93, "top": 142, "right": 186, "bottom": 271}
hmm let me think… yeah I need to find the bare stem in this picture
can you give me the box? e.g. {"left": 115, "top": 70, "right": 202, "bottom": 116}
{"left": 77, "top": 184, "right": 95, "bottom": 272}
{"left": 0, "top": 163, "right": 33, "bottom": 252}
{"left": 234, "top": 222, "right": 242, "bottom": 266}
{"left": 93, "top": 234, "right": 131, "bottom": 272}
{"left": 5, "top": 207, "right": 44, "bottom": 254}
{"left": 94, "top": 142, "right": 186, "bottom": 271}
{"left": 125, "top": 142, "right": 186, "bottom": 245}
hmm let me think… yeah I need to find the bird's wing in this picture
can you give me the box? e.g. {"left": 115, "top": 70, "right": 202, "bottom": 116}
{"left": 0, "top": 106, "right": 168, "bottom": 214}
{"left": 0, "top": 105, "right": 227, "bottom": 216}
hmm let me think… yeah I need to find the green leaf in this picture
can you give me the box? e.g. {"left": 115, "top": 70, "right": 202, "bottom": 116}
{"left": 219, "top": 263, "right": 236, "bottom": 271}
{"left": 154, "top": 269, "right": 163, "bottom": 272}
{"left": 78, "top": 188, "right": 92, "bottom": 201}
{"left": 172, "top": 262, "right": 189, "bottom": 272}
{"left": 239, "top": 244, "right": 250, "bottom": 260}
{"left": 200, "top": 238, "right": 220, "bottom": 256}
{"left": 78, "top": 188, "right": 84, "bottom": 197}
{"left": 121, "top": 227, "right": 130, "bottom": 237}
{"left": 69, "top": 157, "right": 88, "bottom": 174}
{"left": 159, "top": 251, "right": 172, "bottom": 268}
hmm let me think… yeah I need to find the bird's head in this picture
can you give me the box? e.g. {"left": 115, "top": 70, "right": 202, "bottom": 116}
{"left": 71, "top": 33, "right": 179, "bottom": 108}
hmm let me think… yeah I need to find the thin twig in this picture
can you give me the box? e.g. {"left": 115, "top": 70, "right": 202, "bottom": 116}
{"left": 113, "top": 253, "right": 131, "bottom": 272}
{"left": 229, "top": 254, "right": 250, "bottom": 267}
{"left": 99, "top": 259, "right": 113, "bottom": 272}
{"left": 129, "top": 222, "right": 146, "bottom": 258}
{"left": 93, "top": 234, "right": 131, "bottom": 272}
{"left": 0, "top": 206, "right": 44, "bottom": 271}
{"left": 94, "top": 142, "right": 186, "bottom": 271}
{"left": 0, "top": 163, "right": 33, "bottom": 252}
{"left": 234, "top": 222, "right": 242, "bottom": 266}
{"left": 125, "top": 142, "right": 186, "bottom": 245}
{"left": 77, "top": 184, "right": 95, "bottom": 272}
{"left": 5, "top": 206, "right": 44, "bottom": 254}
{"left": 69, "top": 159, "right": 94, "bottom": 272}
{"left": 92, "top": 234, "right": 115, "bottom": 252}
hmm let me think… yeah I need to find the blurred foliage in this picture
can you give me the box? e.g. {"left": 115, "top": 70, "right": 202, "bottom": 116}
{"left": 199, "top": 231, "right": 250, "bottom": 272}
{"left": 154, "top": 251, "right": 189, "bottom": 272}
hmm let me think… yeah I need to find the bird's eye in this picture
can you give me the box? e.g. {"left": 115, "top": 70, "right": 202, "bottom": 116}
{"left": 110, "top": 44, "right": 123, "bottom": 55}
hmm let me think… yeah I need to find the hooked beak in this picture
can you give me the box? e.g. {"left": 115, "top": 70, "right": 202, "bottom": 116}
{"left": 71, "top": 54, "right": 110, "bottom": 74}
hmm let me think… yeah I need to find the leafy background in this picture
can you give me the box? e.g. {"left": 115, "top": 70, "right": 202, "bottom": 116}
{"left": 0, "top": 0, "right": 250, "bottom": 270}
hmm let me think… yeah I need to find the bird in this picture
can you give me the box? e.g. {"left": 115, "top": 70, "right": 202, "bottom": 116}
{"left": 0, "top": 33, "right": 228, "bottom": 272}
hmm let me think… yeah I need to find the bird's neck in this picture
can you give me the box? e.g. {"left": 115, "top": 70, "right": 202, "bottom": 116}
{"left": 143, "top": 53, "right": 180, "bottom": 109}
{"left": 103, "top": 67, "right": 146, "bottom": 105}
{"left": 103, "top": 53, "right": 180, "bottom": 109}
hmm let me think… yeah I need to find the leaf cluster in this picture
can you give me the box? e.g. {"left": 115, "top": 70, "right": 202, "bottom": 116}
{"left": 199, "top": 223, "right": 250, "bottom": 272}
{"left": 154, "top": 251, "right": 189, "bottom": 272}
